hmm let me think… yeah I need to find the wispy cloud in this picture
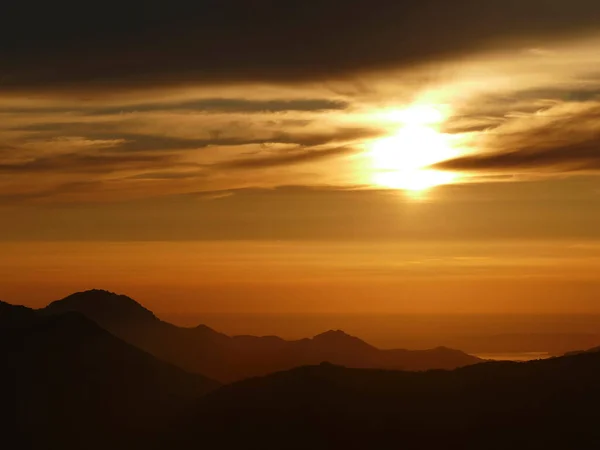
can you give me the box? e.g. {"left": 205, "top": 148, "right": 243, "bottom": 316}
{"left": 437, "top": 104, "right": 600, "bottom": 174}
{"left": 0, "top": 98, "right": 350, "bottom": 115}
{"left": 0, "top": 152, "right": 179, "bottom": 174}
{"left": 217, "top": 146, "right": 358, "bottom": 170}
{"left": 4, "top": 4, "right": 600, "bottom": 207}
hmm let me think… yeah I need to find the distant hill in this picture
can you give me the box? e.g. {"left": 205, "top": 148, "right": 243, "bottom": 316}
{"left": 0, "top": 304, "right": 219, "bottom": 450}
{"left": 5, "top": 293, "right": 600, "bottom": 449}
{"left": 563, "top": 345, "right": 600, "bottom": 357}
{"left": 172, "top": 352, "right": 600, "bottom": 449}
{"left": 41, "top": 289, "right": 482, "bottom": 382}
{"left": 453, "top": 331, "right": 600, "bottom": 355}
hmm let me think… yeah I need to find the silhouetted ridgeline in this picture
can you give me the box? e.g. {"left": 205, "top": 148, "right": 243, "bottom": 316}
{"left": 5, "top": 290, "right": 600, "bottom": 449}
{"left": 41, "top": 289, "right": 482, "bottom": 381}
{"left": 563, "top": 345, "right": 600, "bottom": 357}
{"left": 172, "top": 355, "right": 600, "bottom": 449}
{"left": 0, "top": 300, "right": 37, "bottom": 327}
{"left": 0, "top": 301, "right": 218, "bottom": 450}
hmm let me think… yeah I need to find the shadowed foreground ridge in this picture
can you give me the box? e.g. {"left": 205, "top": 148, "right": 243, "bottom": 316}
{"left": 3, "top": 294, "right": 600, "bottom": 449}
{"left": 172, "top": 354, "right": 600, "bottom": 449}
{"left": 41, "top": 289, "right": 482, "bottom": 381}
{"left": 0, "top": 302, "right": 219, "bottom": 450}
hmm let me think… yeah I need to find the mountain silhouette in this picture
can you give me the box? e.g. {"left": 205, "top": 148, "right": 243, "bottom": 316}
{"left": 40, "top": 289, "right": 482, "bottom": 382}
{"left": 5, "top": 291, "right": 600, "bottom": 449}
{"left": 0, "top": 304, "right": 219, "bottom": 450}
{"left": 0, "top": 300, "right": 37, "bottom": 327}
{"left": 171, "top": 352, "right": 600, "bottom": 450}
{"left": 563, "top": 345, "right": 600, "bottom": 356}
{"left": 312, "top": 329, "right": 375, "bottom": 351}
{"left": 44, "top": 289, "right": 158, "bottom": 324}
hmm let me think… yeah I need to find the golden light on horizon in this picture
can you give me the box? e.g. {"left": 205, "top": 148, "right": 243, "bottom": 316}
{"left": 369, "top": 104, "right": 459, "bottom": 192}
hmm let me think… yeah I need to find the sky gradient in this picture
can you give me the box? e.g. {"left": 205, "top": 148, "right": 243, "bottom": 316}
{"left": 2, "top": 1, "right": 600, "bottom": 315}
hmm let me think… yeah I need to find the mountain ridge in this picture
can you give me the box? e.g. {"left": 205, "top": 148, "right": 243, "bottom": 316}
{"left": 5, "top": 290, "right": 600, "bottom": 449}
{"left": 170, "top": 351, "right": 600, "bottom": 449}
{"left": 0, "top": 303, "right": 219, "bottom": 450}
{"left": 32, "top": 289, "right": 482, "bottom": 381}
{"left": 44, "top": 289, "right": 159, "bottom": 324}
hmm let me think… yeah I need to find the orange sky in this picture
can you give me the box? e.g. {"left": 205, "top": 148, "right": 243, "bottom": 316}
{"left": 3, "top": 3, "right": 600, "bottom": 315}
{"left": 3, "top": 240, "right": 600, "bottom": 315}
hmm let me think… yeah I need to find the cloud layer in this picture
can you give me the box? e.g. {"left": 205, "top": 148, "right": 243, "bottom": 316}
{"left": 3, "top": 1, "right": 600, "bottom": 91}
{"left": 437, "top": 103, "right": 600, "bottom": 175}
{"left": 3, "top": 2, "right": 600, "bottom": 206}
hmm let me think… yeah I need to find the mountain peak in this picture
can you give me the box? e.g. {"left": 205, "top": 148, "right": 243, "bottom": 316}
{"left": 43, "top": 289, "right": 158, "bottom": 324}
{"left": 191, "top": 323, "right": 231, "bottom": 342}
{"left": 314, "top": 330, "right": 352, "bottom": 339}
{"left": 312, "top": 329, "right": 375, "bottom": 351}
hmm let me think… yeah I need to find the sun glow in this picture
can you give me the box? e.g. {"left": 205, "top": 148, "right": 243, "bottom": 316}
{"left": 369, "top": 104, "right": 459, "bottom": 192}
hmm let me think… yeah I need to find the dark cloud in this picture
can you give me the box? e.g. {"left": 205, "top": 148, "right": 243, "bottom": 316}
{"left": 3, "top": 1, "right": 600, "bottom": 92}
{"left": 0, "top": 98, "right": 349, "bottom": 115}
{"left": 85, "top": 98, "right": 350, "bottom": 115}
{"left": 436, "top": 106, "right": 600, "bottom": 173}
{"left": 436, "top": 140, "right": 600, "bottom": 172}
{"left": 217, "top": 146, "right": 357, "bottom": 170}
{"left": 126, "top": 170, "right": 208, "bottom": 181}
{"left": 0, "top": 152, "right": 177, "bottom": 174}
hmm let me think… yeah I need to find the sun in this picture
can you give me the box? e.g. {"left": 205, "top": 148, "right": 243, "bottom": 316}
{"left": 369, "top": 104, "right": 459, "bottom": 192}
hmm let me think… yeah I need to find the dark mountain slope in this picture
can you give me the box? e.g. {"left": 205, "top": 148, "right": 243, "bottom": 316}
{"left": 0, "top": 301, "right": 37, "bottom": 327}
{"left": 0, "top": 311, "right": 219, "bottom": 450}
{"left": 4, "top": 292, "right": 600, "bottom": 450}
{"left": 41, "top": 290, "right": 481, "bottom": 381}
{"left": 563, "top": 345, "right": 600, "bottom": 356}
{"left": 173, "top": 353, "right": 600, "bottom": 450}
{"left": 43, "top": 289, "right": 236, "bottom": 380}
{"left": 44, "top": 289, "right": 158, "bottom": 324}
